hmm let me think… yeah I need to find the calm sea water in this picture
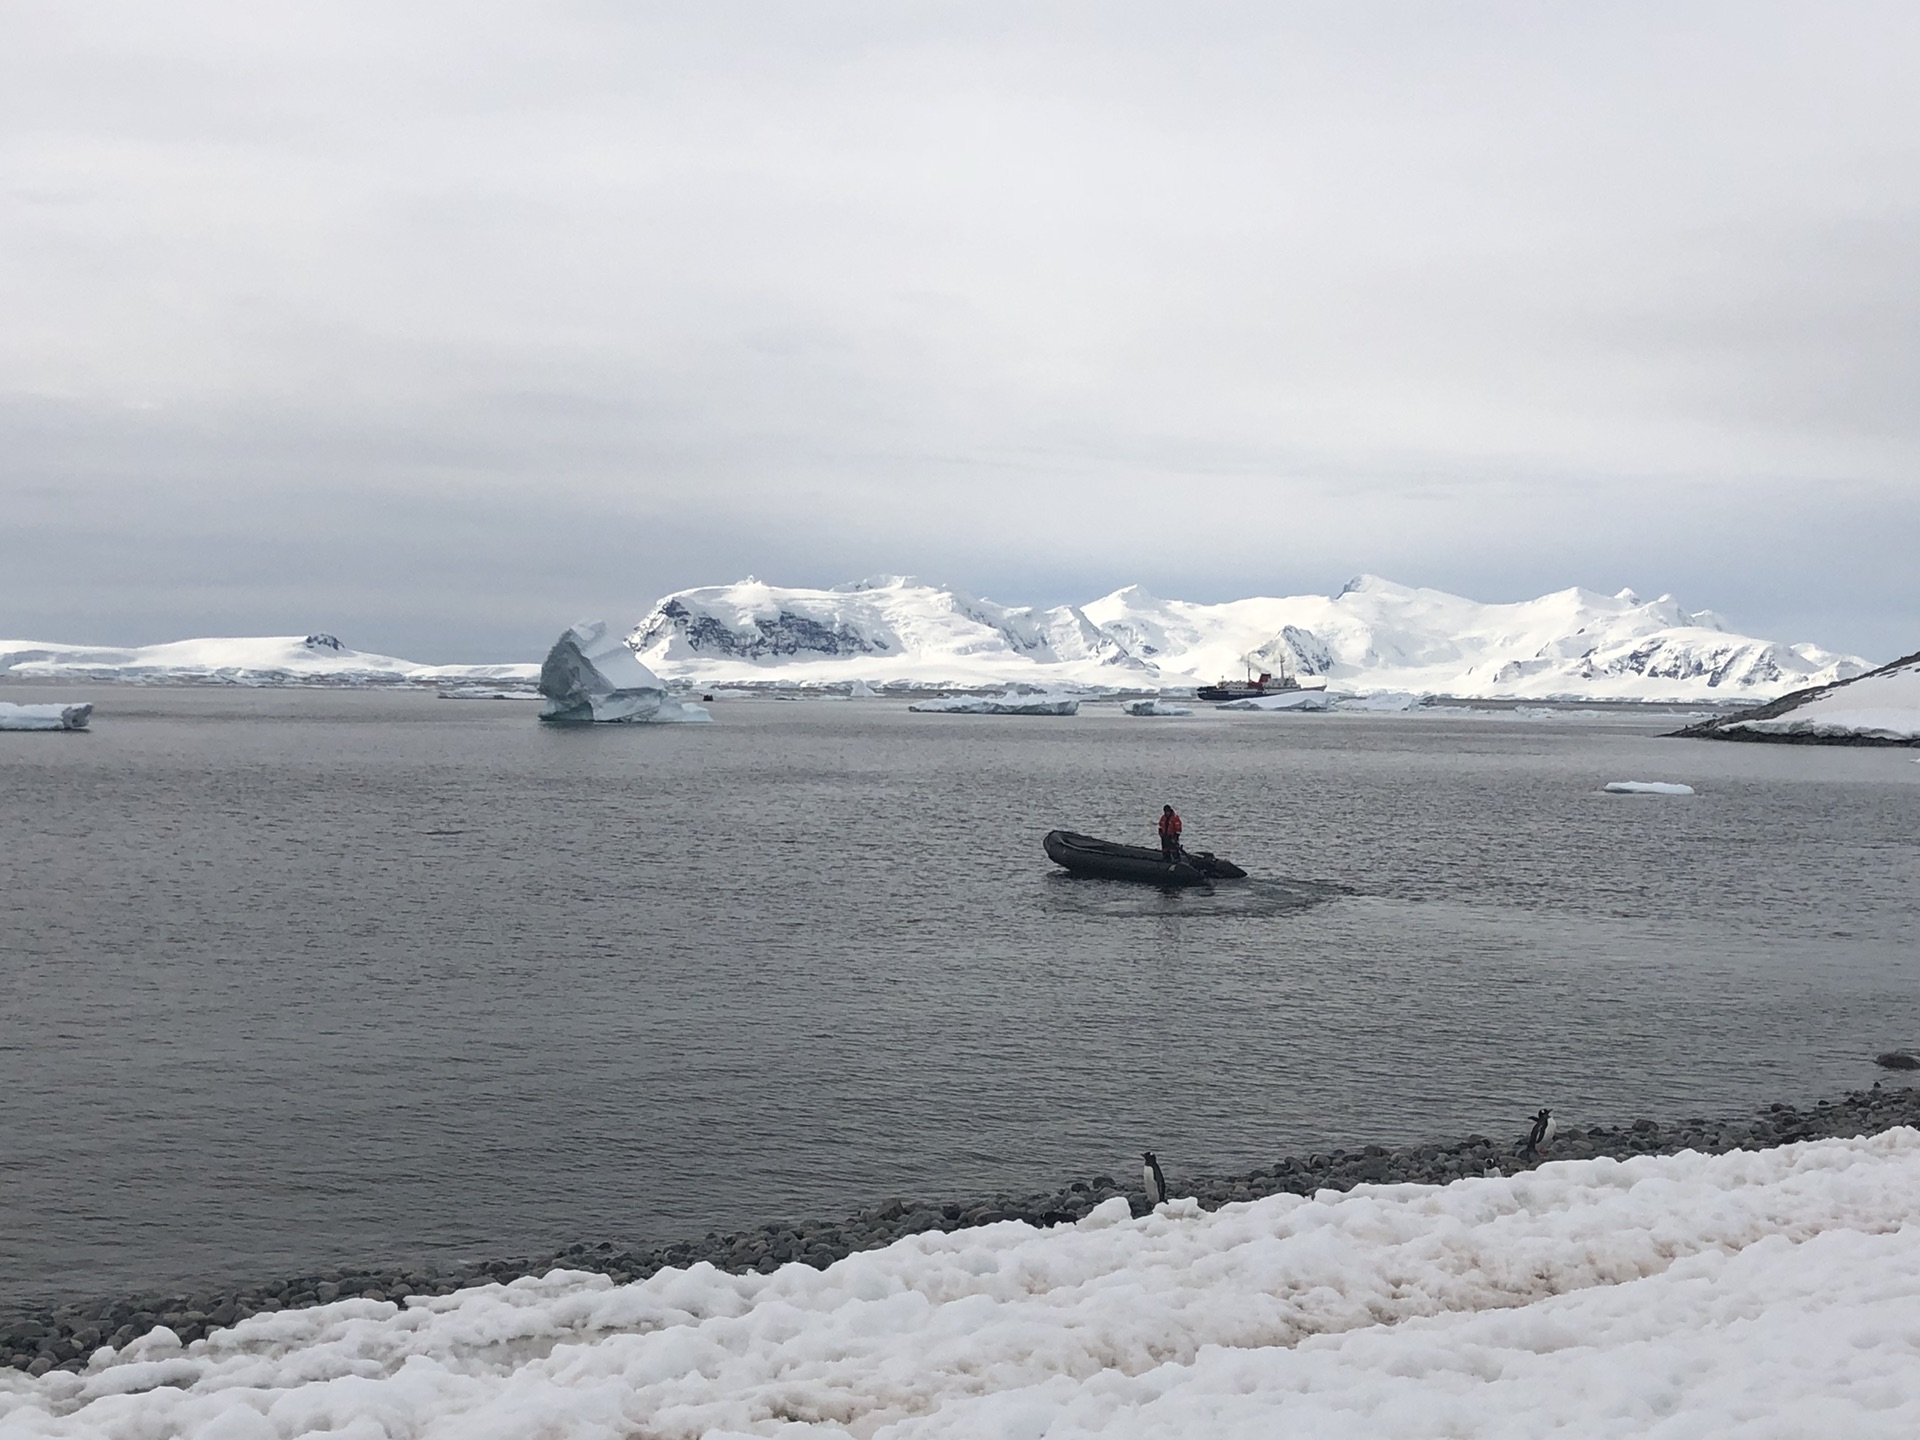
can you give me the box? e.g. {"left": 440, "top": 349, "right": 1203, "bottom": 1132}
{"left": 2, "top": 685, "right": 1915, "bottom": 1308}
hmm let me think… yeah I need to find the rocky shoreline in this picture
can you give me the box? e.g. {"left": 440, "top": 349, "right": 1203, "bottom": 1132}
{"left": 7, "top": 1082, "right": 1918, "bottom": 1377}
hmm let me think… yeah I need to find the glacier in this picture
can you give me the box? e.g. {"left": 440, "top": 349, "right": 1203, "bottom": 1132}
{"left": 1678, "top": 648, "right": 1920, "bottom": 744}
{"left": 537, "top": 621, "right": 710, "bottom": 724}
{"left": 628, "top": 574, "right": 1869, "bottom": 701}
{"left": 0, "top": 701, "right": 92, "bottom": 731}
{"left": 6, "top": 1133, "right": 1920, "bottom": 1437}
{"left": 0, "top": 634, "right": 538, "bottom": 688}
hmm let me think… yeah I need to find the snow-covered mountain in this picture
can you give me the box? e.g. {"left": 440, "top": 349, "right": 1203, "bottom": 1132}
{"left": 2, "top": 576, "right": 1871, "bottom": 700}
{"left": 0, "top": 634, "right": 538, "bottom": 687}
{"left": 628, "top": 576, "right": 1150, "bottom": 684}
{"left": 629, "top": 575, "right": 1868, "bottom": 699}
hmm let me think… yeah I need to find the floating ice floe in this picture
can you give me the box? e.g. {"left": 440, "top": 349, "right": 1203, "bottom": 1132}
{"left": 9, "top": 1133, "right": 1920, "bottom": 1437}
{"left": 1603, "top": 780, "right": 1695, "bottom": 796}
{"left": 1332, "top": 691, "right": 1421, "bottom": 712}
{"left": 437, "top": 686, "right": 540, "bottom": 702}
{"left": 1123, "top": 699, "right": 1193, "bottom": 716}
{"left": 1216, "top": 690, "right": 1331, "bottom": 712}
{"left": 909, "top": 692, "right": 1079, "bottom": 715}
{"left": 537, "top": 621, "right": 711, "bottom": 724}
{"left": 0, "top": 701, "right": 92, "bottom": 731}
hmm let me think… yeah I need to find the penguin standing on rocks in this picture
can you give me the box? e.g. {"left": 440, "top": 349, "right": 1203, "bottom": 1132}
{"left": 1523, "top": 1108, "right": 1556, "bottom": 1160}
{"left": 1142, "top": 1151, "right": 1169, "bottom": 1207}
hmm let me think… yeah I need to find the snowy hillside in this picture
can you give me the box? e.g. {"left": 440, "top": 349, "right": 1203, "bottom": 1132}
{"left": 629, "top": 574, "right": 1867, "bottom": 699}
{"left": 628, "top": 576, "right": 1150, "bottom": 686}
{"left": 4, "top": 1133, "right": 1920, "bottom": 1435}
{"left": 0, "top": 635, "right": 537, "bottom": 687}
{"left": 1681, "top": 648, "right": 1920, "bottom": 743}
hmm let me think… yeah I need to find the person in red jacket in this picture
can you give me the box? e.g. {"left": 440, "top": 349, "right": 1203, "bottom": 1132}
{"left": 1157, "top": 805, "right": 1183, "bottom": 862}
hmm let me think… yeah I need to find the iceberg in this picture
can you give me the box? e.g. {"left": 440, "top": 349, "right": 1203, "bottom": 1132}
{"left": 908, "top": 692, "right": 1080, "bottom": 715}
{"left": 1216, "top": 690, "right": 1331, "bottom": 712}
{"left": 1603, "top": 781, "right": 1695, "bottom": 796}
{"left": 0, "top": 700, "right": 92, "bottom": 730}
{"left": 1329, "top": 691, "right": 1421, "bottom": 712}
{"left": 537, "top": 621, "right": 711, "bottom": 724}
{"left": 1123, "top": 698, "right": 1193, "bottom": 716}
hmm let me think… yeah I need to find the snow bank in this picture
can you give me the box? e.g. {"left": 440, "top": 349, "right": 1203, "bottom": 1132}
{"left": 1123, "top": 698, "right": 1193, "bottom": 716}
{"left": 908, "top": 692, "right": 1079, "bottom": 715}
{"left": 1217, "top": 690, "right": 1331, "bottom": 712}
{"left": 537, "top": 622, "right": 711, "bottom": 724}
{"left": 8, "top": 1133, "right": 1920, "bottom": 1437}
{"left": 1603, "top": 781, "right": 1695, "bottom": 796}
{"left": 0, "top": 701, "right": 92, "bottom": 730}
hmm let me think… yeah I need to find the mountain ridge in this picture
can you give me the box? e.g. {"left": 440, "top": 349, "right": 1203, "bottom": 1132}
{"left": 628, "top": 574, "right": 1869, "bottom": 700}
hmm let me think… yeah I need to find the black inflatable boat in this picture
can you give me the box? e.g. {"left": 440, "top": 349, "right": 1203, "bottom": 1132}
{"left": 1043, "top": 830, "right": 1248, "bottom": 887}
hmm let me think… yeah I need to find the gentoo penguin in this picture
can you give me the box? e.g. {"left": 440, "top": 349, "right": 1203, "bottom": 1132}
{"left": 1142, "top": 1151, "right": 1169, "bottom": 1206}
{"left": 1523, "top": 1108, "right": 1556, "bottom": 1159}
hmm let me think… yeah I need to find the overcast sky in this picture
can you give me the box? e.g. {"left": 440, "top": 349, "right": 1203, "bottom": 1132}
{"left": 4, "top": 1, "right": 1917, "bottom": 661}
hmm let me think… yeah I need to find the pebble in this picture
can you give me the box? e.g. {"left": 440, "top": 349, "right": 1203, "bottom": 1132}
{"left": 4, "top": 1083, "right": 1917, "bottom": 1374}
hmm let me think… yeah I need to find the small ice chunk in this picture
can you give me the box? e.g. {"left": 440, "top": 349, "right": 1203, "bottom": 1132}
{"left": 0, "top": 701, "right": 92, "bottom": 730}
{"left": 1123, "top": 699, "right": 1193, "bottom": 716}
{"left": 909, "top": 692, "right": 1078, "bottom": 715}
{"left": 1216, "top": 690, "right": 1331, "bottom": 711}
{"left": 1603, "top": 781, "right": 1695, "bottom": 795}
{"left": 538, "top": 621, "right": 711, "bottom": 723}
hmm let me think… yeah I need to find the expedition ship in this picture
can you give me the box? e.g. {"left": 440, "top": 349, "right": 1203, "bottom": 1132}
{"left": 1194, "top": 658, "right": 1307, "bottom": 703}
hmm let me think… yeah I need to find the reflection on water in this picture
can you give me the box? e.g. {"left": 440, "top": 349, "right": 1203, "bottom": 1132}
{"left": 1040, "top": 872, "right": 1350, "bottom": 918}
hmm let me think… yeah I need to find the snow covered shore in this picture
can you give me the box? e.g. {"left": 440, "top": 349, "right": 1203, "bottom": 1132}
{"left": 7, "top": 1085, "right": 1919, "bottom": 1436}
{"left": 1678, "top": 648, "right": 1920, "bottom": 745}
{"left": 4, "top": 1117, "right": 1918, "bottom": 1436}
